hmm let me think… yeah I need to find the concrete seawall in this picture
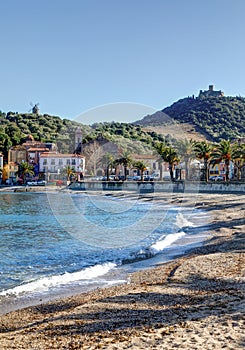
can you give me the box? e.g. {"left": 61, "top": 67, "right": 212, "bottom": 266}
{"left": 69, "top": 181, "right": 245, "bottom": 194}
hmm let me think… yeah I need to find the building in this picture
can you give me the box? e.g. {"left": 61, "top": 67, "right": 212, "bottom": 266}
{"left": 8, "top": 135, "right": 56, "bottom": 165}
{"left": 199, "top": 85, "right": 224, "bottom": 98}
{"left": 8, "top": 145, "right": 27, "bottom": 164}
{"left": 130, "top": 154, "right": 170, "bottom": 178}
{"left": 74, "top": 127, "right": 83, "bottom": 152}
{"left": 209, "top": 161, "right": 233, "bottom": 180}
{"left": 39, "top": 152, "right": 85, "bottom": 182}
{"left": 7, "top": 135, "right": 57, "bottom": 181}
{"left": 0, "top": 153, "right": 3, "bottom": 169}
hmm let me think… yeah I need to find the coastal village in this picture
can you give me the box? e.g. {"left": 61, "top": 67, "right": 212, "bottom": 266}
{"left": 0, "top": 104, "right": 245, "bottom": 186}
{"left": 1, "top": 1, "right": 244, "bottom": 349}
{"left": 0, "top": 129, "right": 245, "bottom": 186}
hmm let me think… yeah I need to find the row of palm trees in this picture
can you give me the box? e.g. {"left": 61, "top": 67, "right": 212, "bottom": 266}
{"left": 101, "top": 152, "right": 147, "bottom": 181}
{"left": 10, "top": 139, "right": 245, "bottom": 184}
{"left": 155, "top": 139, "right": 245, "bottom": 182}
{"left": 106, "top": 139, "right": 245, "bottom": 182}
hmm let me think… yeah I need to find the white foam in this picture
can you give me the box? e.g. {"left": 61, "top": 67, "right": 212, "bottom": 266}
{"left": 176, "top": 213, "right": 195, "bottom": 228}
{"left": 150, "top": 231, "right": 186, "bottom": 252}
{"left": 0, "top": 262, "right": 116, "bottom": 296}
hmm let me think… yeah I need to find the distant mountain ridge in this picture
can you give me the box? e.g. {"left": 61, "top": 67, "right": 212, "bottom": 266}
{"left": 1, "top": 91, "right": 245, "bottom": 158}
{"left": 134, "top": 95, "right": 245, "bottom": 141}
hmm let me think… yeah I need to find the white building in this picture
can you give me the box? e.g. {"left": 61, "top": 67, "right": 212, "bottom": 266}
{"left": 39, "top": 152, "right": 85, "bottom": 181}
{"left": 0, "top": 153, "right": 3, "bottom": 169}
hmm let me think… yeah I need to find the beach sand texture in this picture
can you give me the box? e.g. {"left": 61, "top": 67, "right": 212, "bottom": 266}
{"left": 0, "top": 192, "right": 244, "bottom": 349}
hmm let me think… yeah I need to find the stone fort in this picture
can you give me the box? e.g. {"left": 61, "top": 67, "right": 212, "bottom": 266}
{"left": 199, "top": 85, "right": 224, "bottom": 98}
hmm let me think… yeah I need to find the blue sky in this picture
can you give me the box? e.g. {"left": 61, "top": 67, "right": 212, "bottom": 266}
{"left": 1, "top": 0, "right": 245, "bottom": 124}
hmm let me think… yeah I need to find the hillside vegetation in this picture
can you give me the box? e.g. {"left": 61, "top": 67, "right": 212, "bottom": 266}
{"left": 1, "top": 94, "right": 245, "bottom": 158}
{"left": 0, "top": 112, "right": 167, "bottom": 157}
{"left": 0, "top": 112, "right": 90, "bottom": 156}
{"left": 134, "top": 96, "right": 245, "bottom": 141}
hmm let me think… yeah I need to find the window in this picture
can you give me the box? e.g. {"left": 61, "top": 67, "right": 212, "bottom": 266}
{"left": 51, "top": 159, "right": 55, "bottom": 165}
{"left": 58, "top": 159, "right": 63, "bottom": 166}
{"left": 72, "top": 159, "right": 76, "bottom": 165}
{"left": 43, "top": 158, "right": 47, "bottom": 165}
{"left": 66, "top": 159, "right": 71, "bottom": 165}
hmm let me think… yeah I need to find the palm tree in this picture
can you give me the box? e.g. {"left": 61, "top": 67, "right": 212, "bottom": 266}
{"left": 133, "top": 160, "right": 147, "bottom": 181}
{"left": 154, "top": 141, "right": 168, "bottom": 180}
{"left": 232, "top": 142, "right": 245, "bottom": 180}
{"left": 62, "top": 165, "right": 76, "bottom": 182}
{"left": 101, "top": 153, "right": 115, "bottom": 181}
{"left": 174, "top": 139, "right": 195, "bottom": 180}
{"left": 156, "top": 144, "right": 179, "bottom": 181}
{"left": 211, "top": 140, "right": 232, "bottom": 181}
{"left": 193, "top": 141, "right": 213, "bottom": 182}
{"left": 115, "top": 151, "right": 132, "bottom": 180}
{"left": 16, "top": 162, "right": 34, "bottom": 184}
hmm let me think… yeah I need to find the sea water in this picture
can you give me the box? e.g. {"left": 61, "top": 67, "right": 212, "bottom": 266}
{"left": 0, "top": 191, "right": 209, "bottom": 314}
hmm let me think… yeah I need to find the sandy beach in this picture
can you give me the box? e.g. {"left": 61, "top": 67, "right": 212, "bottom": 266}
{"left": 0, "top": 191, "right": 244, "bottom": 349}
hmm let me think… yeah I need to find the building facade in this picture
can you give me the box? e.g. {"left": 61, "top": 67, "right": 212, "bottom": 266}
{"left": 39, "top": 152, "right": 85, "bottom": 182}
{"left": 199, "top": 85, "right": 224, "bottom": 98}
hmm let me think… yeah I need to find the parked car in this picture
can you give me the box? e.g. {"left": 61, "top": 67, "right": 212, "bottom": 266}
{"left": 149, "top": 174, "right": 160, "bottom": 181}
{"left": 37, "top": 180, "right": 47, "bottom": 186}
{"left": 26, "top": 180, "right": 47, "bottom": 186}
{"left": 209, "top": 175, "right": 224, "bottom": 181}
{"left": 26, "top": 180, "right": 38, "bottom": 186}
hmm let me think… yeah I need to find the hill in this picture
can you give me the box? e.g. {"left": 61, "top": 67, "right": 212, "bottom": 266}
{"left": 134, "top": 95, "right": 245, "bottom": 141}
{"left": 0, "top": 112, "right": 167, "bottom": 158}
{"left": 0, "top": 111, "right": 91, "bottom": 157}
{"left": 1, "top": 93, "right": 244, "bottom": 159}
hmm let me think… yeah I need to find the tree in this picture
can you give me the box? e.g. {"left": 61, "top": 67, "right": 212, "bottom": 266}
{"left": 82, "top": 141, "right": 103, "bottom": 176}
{"left": 133, "top": 160, "right": 147, "bottom": 181}
{"left": 174, "top": 139, "right": 195, "bottom": 180}
{"left": 100, "top": 153, "right": 115, "bottom": 181}
{"left": 211, "top": 140, "right": 232, "bottom": 181}
{"left": 115, "top": 151, "right": 132, "bottom": 180}
{"left": 232, "top": 142, "right": 245, "bottom": 180}
{"left": 61, "top": 165, "right": 76, "bottom": 182}
{"left": 193, "top": 141, "right": 213, "bottom": 181}
{"left": 153, "top": 141, "right": 168, "bottom": 180}
{"left": 155, "top": 144, "right": 179, "bottom": 181}
{"left": 16, "top": 162, "right": 34, "bottom": 183}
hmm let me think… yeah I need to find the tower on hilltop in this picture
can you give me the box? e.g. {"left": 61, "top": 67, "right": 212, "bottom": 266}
{"left": 199, "top": 85, "right": 224, "bottom": 98}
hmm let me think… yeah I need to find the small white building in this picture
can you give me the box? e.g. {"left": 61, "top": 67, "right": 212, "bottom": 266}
{"left": 39, "top": 152, "right": 85, "bottom": 181}
{"left": 0, "top": 153, "right": 3, "bottom": 169}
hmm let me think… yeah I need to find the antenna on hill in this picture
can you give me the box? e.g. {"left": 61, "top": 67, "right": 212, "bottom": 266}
{"left": 29, "top": 102, "right": 40, "bottom": 115}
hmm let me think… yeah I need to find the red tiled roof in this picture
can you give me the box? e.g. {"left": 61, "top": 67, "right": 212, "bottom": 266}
{"left": 40, "top": 152, "right": 85, "bottom": 158}
{"left": 27, "top": 148, "right": 49, "bottom": 152}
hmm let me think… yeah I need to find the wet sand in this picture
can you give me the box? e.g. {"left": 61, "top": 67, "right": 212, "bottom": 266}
{"left": 0, "top": 192, "right": 244, "bottom": 349}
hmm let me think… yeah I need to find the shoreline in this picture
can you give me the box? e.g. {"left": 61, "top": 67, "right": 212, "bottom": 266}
{"left": 0, "top": 191, "right": 209, "bottom": 316}
{"left": 0, "top": 192, "right": 244, "bottom": 349}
